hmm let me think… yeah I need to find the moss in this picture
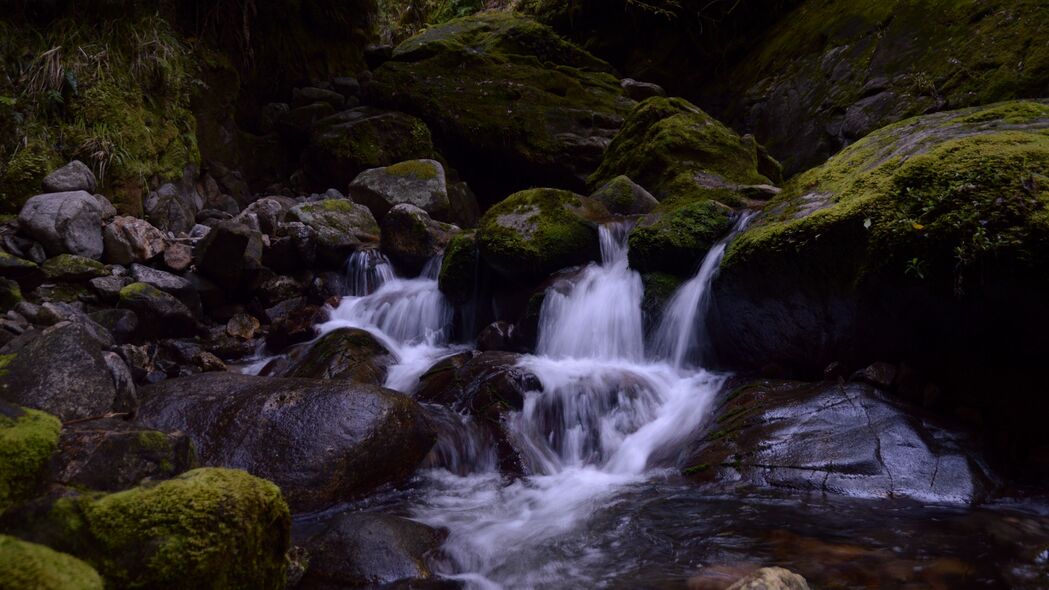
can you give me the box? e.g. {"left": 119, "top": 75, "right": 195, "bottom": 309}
{"left": 0, "top": 404, "right": 61, "bottom": 514}
{"left": 628, "top": 200, "right": 733, "bottom": 276}
{"left": 640, "top": 271, "right": 683, "bottom": 323}
{"left": 438, "top": 230, "right": 479, "bottom": 304}
{"left": 118, "top": 282, "right": 159, "bottom": 300}
{"left": 0, "top": 535, "right": 103, "bottom": 590}
{"left": 41, "top": 254, "right": 107, "bottom": 281}
{"left": 590, "top": 96, "right": 771, "bottom": 205}
{"left": 46, "top": 468, "right": 292, "bottom": 590}
{"left": 0, "top": 277, "right": 23, "bottom": 310}
{"left": 385, "top": 159, "right": 439, "bottom": 180}
{"left": 724, "top": 100, "right": 1049, "bottom": 294}
{"left": 134, "top": 431, "right": 172, "bottom": 454}
{"left": 1, "top": 138, "right": 61, "bottom": 211}
{"left": 477, "top": 188, "right": 604, "bottom": 282}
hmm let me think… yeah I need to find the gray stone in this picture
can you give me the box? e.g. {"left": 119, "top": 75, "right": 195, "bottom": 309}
{"left": 42, "top": 160, "right": 97, "bottom": 193}
{"left": 129, "top": 264, "right": 201, "bottom": 317}
{"left": 285, "top": 200, "right": 379, "bottom": 267}
{"left": 102, "top": 216, "right": 167, "bottom": 265}
{"left": 350, "top": 159, "right": 450, "bottom": 222}
{"left": 18, "top": 191, "right": 104, "bottom": 259}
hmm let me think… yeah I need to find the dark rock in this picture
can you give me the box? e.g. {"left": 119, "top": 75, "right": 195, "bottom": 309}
{"left": 297, "top": 512, "right": 445, "bottom": 589}
{"left": 590, "top": 175, "right": 658, "bottom": 215}
{"left": 476, "top": 321, "right": 518, "bottom": 352}
{"left": 88, "top": 275, "right": 129, "bottom": 303}
{"left": 332, "top": 76, "right": 362, "bottom": 99}
{"left": 236, "top": 196, "right": 296, "bottom": 237}
{"left": 193, "top": 220, "right": 264, "bottom": 290}
{"left": 0, "top": 251, "right": 41, "bottom": 283}
{"left": 265, "top": 299, "right": 322, "bottom": 352}
{"left": 18, "top": 191, "right": 104, "bottom": 259}
{"left": 101, "top": 351, "right": 137, "bottom": 415}
{"left": 144, "top": 182, "right": 199, "bottom": 235}
{"left": 267, "top": 328, "right": 392, "bottom": 386}
{"left": 88, "top": 309, "right": 138, "bottom": 343}
{"left": 117, "top": 283, "right": 196, "bottom": 339}
{"left": 42, "top": 160, "right": 97, "bottom": 194}
{"left": 381, "top": 204, "right": 459, "bottom": 274}
{"left": 48, "top": 419, "right": 197, "bottom": 492}
{"left": 364, "top": 44, "right": 394, "bottom": 70}
{"left": 851, "top": 362, "right": 898, "bottom": 389}
{"left": 226, "top": 313, "right": 260, "bottom": 340}
{"left": 292, "top": 86, "right": 346, "bottom": 110}
{"left": 620, "top": 78, "right": 665, "bottom": 101}
{"left": 0, "top": 322, "right": 125, "bottom": 421}
{"left": 129, "top": 263, "right": 201, "bottom": 318}
{"left": 683, "top": 380, "right": 997, "bottom": 504}
{"left": 447, "top": 181, "right": 481, "bottom": 228}
{"left": 138, "top": 373, "right": 436, "bottom": 511}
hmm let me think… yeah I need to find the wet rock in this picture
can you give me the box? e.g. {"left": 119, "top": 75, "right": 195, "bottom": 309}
{"left": 48, "top": 419, "right": 197, "bottom": 492}
{"left": 18, "top": 191, "right": 104, "bottom": 259}
{"left": 303, "top": 108, "right": 435, "bottom": 192}
{"left": 0, "top": 534, "right": 103, "bottom": 590}
{"left": 138, "top": 373, "right": 436, "bottom": 511}
{"left": 381, "top": 204, "right": 459, "bottom": 274}
{"left": 0, "top": 402, "right": 60, "bottom": 513}
{"left": 0, "top": 323, "right": 125, "bottom": 421}
{"left": 102, "top": 216, "right": 167, "bottom": 265}
{"left": 683, "top": 380, "right": 997, "bottom": 504}
{"left": 850, "top": 362, "right": 897, "bottom": 389}
{"left": 726, "top": 567, "right": 810, "bottom": 590}
{"left": 437, "top": 231, "right": 479, "bottom": 305}
{"left": 297, "top": 512, "right": 445, "bottom": 589}
{"left": 264, "top": 297, "right": 322, "bottom": 352}
{"left": 117, "top": 283, "right": 196, "bottom": 339}
{"left": 477, "top": 321, "right": 518, "bottom": 352}
{"left": 285, "top": 199, "right": 379, "bottom": 267}
{"left": 350, "top": 159, "right": 450, "bottom": 222}
{"left": 42, "top": 160, "right": 97, "bottom": 194}
{"left": 193, "top": 219, "right": 264, "bottom": 290}
{"left": 590, "top": 175, "right": 659, "bottom": 215}
{"left": 477, "top": 188, "right": 606, "bottom": 283}
{"left": 226, "top": 313, "right": 260, "bottom": 340}
{"left": 268, "top": 328, "right": 392, "bottom": 386}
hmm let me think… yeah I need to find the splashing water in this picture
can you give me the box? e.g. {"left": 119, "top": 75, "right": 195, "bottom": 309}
{"left": 410, "top": 222, "right": 744, "bottom": 588}
{"left": 344, "top": 249, "right": 396, "bottom": 296}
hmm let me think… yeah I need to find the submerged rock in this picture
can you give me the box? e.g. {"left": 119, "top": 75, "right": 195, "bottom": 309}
{"left": 684, "top": 380, "right": 996, "bottom": 504}
{"left": 138, "top": 373, "right": 436, "bottom": 511}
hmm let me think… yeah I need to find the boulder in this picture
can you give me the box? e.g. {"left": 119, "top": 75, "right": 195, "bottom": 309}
{"left": 42, "top": 160, "right": 97, "bottom": 194}
{"left": 0, "top": 535, "right": 103, "bottom": 590}
{"left": 48, "top": 419, "right": 198, "bottom": 492}
{"left": 0, "top": 403, "right": 60, "bottom": 513}
{"left": 266, "top": 328, "right": 393, "bottom": 386}
{"left": 297, "top": 513, "right": 446, "bottom": 589}
{"left": 0, "top": 323, "right": 126, "bottom": 421}
{"left": 381, "top": 204, "right": 459, "bottom": 274}
{"left": 117, "top": 283, "right": 196, "bottom": 339}
{"left": 102, "top": 216, "right": 167, "bottom": 265}
{"left": 264, "top": 298, "right": 322, "bottom": 352}
{"left": 589, "top": 175, "right": 659, "bottom": 215}
{"left": 437, "top": 231, "right": 479, "bottom": 305}
{"left": 683, "top": 380, "right": 996, "bottom": 504}
{"left": 285, "top": 199, "right": 380, "bottom": 267}
{"left": 349, "top": 159, "right": 450, "bottom": 222}
{"left": 129, "top": 264, "right": 201, "bottom": 317}
{"left": 144, "top": 182, "right": 199, "bottom": 235}
{"left": 40, "top": 254, "right": 107, "bottom": 282}
{"left": 476, "top": 188, "right": 606, "bottom": 283}
{"left": 193, "top": 220, "right": 264, "bottom": 290}
{"left": 235, "top": 196, "right": 296, "bottom": 237}
{"left": 18, "top": 191, "right": 104, "bottom": 259}
{"left": 138, "top": 373, "right": 436, "bottom": 511}
{"left": 370, "top": 14, "right": 634, "bottom": 195}
{"left": 14, "top": 468, "right": 290, "bottom": 590}
{"left": 303, "top": 108, "right": 435, "bottom": 192}
{"left": 628, "top": 200, "right": 733, "bottom": 276}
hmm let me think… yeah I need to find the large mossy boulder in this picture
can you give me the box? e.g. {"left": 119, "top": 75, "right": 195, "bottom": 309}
{"left": 349, "top": 159, "right": 451, "bottom": 222}
{"left": 0, "top": 535, "right": 103, "bottom": 590}
{"left": 370, "top": 14, "right": 635, "bottom": 198}
{"left": 15, "top": 468, "right": 289, "bottom": 590}
{"left": 137, "top": 373, "right": 435, "bottom": 511}
{"left": 0, "top": 403, "right": 60, "bottom": 514}
{"left": 684, "top": 380, "right": 996, "bottom": 504}
{"left": 709, "top": 101, "right": 1049, "bottom": 473}
{"left": 722, "top": 0, "right": 1049, "bottom": 174}
{"left": 476, "top": 188, "right": 607, "bottom": 283}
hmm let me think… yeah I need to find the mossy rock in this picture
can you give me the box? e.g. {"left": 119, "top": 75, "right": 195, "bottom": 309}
{"left": 640, "top": 271, "right": 684, "bottom": 328}
{"left": 711, "top": 100, "right": 1049, "bottom": 377}
{"left": 0, "top": 277, "right": 23, "bottom": 311}
{"left": 438, "top": 230, "right": 479, "bottom": 304}
{"left": 0, "top": 403, "right": 61, "bottom": 515}
{"left": 0, "top": 535, "right": 103, "bottom": 590}
{"left": 477, "top": 188, "right": 607, "bottom": 283}
{"left": 723, "top": 0, "right": 1049, "bottom": 174}
{"left": 370, "top": 14, "right": 635, "bottom": 197}
{"left": 274, "top": 328, "right": 393, "bottom": 386}
{"left": 628, "top": 200, "right": 733, "bottom": 276}
{"left": 41, "top": 255, "right": 107, "bottom": 282}
{"left": 26, "top": 468, "right": 290, "bottom": 590}
{"left": 590, "top": 96, "right": 773, "bottom": 205}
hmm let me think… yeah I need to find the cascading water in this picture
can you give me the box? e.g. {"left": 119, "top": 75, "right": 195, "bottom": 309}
{"left": 319, "top": 253, "right": 459, "bottom": 392}
{"left": 411, "top": 221, "right": 749, "bottom": 588}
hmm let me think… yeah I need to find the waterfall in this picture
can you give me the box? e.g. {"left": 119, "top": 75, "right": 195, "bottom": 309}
{"left": 344, "top": 249, "right": 396, "bottom": 296}
{"left": 413, "top": 219, "right": 739, "bottom": 589}
{"left": 649, "top": 211, "right": 755, "bottom": 368}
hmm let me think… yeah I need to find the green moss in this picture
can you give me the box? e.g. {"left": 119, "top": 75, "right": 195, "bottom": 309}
{"left": 0, "top": 404, "right": 61, "bottom": 514}
{"left": 118, "top": 282, "right": 159, "bottom": 300}
{"left": 477, "top": 188, "right": 605, "bottom": 281}
{"left": 590, "top": 96, "right": 771, "bottom": 205}
{"left": 46, "top": 468, "right": 292, "bottom": 590}
{"left": 1, "top": 138, "right": 60, "bottom": 211}
{"left": 134, "top": 431, "right": 172, "bottom": 454}
{"left": 640, "top": 271, "right": 683, "bottom": 321}
{"left": 0, "top": 535, "right": 103, "bottom": 590}
{"left": 724, "top": 100, "right": 1049, "bottom": 294}
{"left": 0, "top": 277, "right": 23, "bottom": 310}
{"left": 439, "top": 230, "right": 479, "bottom": 304}
{"left": 42, "top": 255, "right": 107, "bottom": 281}
{"left": 385, "top": 159, "right": 439, "bottom": 180}
{"left": 628, "top": 200, "right": 733, "bottom": 276}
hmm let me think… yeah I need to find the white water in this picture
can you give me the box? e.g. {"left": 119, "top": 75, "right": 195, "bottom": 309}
{"left": 411, "top": 222, "right": 746, "bottom": 589}
{"left": 318, "top": 253, "right": 460, "bottom": 392}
